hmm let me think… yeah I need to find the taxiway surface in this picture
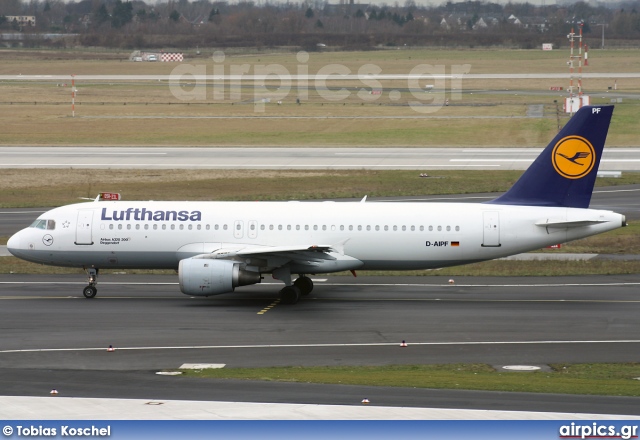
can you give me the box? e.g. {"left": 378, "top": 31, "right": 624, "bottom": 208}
{"left": 1, "top": 274, "right": 639, "bottom": 415}
{"left": 2, "top": 146, "right": 640, "bottom": 170}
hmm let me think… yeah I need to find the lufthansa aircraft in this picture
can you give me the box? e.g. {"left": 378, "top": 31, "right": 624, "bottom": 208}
{"left": 7, "top": 106, "right": 625, "bottom": 304}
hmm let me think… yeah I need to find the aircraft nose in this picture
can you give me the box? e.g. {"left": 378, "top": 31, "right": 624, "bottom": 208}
{"left": 7, "top": 232, "right": 22, "bottom": 257}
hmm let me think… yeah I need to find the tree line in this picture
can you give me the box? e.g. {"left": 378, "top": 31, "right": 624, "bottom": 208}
{"left": 1, "top": 0, "right": 640, "bottom": 49}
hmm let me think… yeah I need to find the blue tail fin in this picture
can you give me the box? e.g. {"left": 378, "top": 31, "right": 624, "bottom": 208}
{"left": 490, "top": 105, "right": 614, "bottom": 208}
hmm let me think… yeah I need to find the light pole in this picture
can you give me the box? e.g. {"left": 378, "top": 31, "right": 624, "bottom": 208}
{"left": 597, "top": 23, "right": 606, "bottom": 49}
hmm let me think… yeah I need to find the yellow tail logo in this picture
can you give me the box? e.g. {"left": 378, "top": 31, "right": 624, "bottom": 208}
{"left": 552, "top": 136, "right": 596, "bottom": 179}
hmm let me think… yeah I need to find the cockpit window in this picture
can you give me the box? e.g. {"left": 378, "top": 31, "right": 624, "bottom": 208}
{"left": 30, "top": 219, "right": 56, "bottom": 230}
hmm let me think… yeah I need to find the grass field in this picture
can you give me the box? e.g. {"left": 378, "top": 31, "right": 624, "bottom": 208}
{"left": 180, "top": 363, "right": 640, "bottom": 397}
{"left": 1, "top": 48, "right": 639, "bottom": 146}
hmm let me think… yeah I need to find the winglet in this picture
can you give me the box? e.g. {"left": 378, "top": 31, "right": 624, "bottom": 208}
{"left": 489, "top": 105, "right": 613, "bottom": 209}
{"left": 360, "top": 195, "right": 368, "bottom": 203}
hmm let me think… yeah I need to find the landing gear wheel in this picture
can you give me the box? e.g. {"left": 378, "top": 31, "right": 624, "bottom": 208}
{"left": 279, "top": 286, "right": 301, "bottom": 305}
{"left": 83, "top": 286, "right": 97, "bottom": 299}
{"left": 83, "top": 268, "right": 99, "bottom": 299}
{"left": 294, "top": 276, "right": 314, "bottom": 296}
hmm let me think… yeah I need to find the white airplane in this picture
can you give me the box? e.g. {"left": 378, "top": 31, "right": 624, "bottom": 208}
{"left": 7, "top": 105, "right": 625, "bottom": 304}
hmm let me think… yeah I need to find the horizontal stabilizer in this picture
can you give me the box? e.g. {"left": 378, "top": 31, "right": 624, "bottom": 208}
{"left": 535, "top": 219, "right": 608, "bottom": 228}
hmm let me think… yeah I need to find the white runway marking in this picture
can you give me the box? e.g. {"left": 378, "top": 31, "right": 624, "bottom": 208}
{"left": 2, "top": 339, "right": 640, "bottom": 354}
{"left": 0, "top": 163, "right": 502, "bottom": 168}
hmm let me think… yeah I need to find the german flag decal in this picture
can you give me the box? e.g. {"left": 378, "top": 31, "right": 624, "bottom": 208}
{"left": 451, "top": 241, "right": 460, "bottom": 247}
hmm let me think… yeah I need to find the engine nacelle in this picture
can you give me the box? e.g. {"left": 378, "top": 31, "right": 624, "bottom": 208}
{"left": 179, "top": 258, "right": 261, "bottom": 296}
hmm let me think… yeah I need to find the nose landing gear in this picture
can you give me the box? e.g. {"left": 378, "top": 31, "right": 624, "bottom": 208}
{"left": 83, "top": 268, "right": 99, "bottom": 298}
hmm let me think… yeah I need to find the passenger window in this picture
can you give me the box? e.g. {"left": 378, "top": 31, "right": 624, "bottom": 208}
{"left": 171, "top": 224, "right": 175, "bottom": 230}
{"left": 420, "top": 226, "right": 424, "bottom": 231}
{"left": 206, "top": 225, "right": 210, "bottom": 230}
{"left": 223, "top": 225, "right": 228, "bottom": 230}
{"left": 446, "top": 226, "right": 451, "bottom": 231}
{"left": 136, "top": 224, "right": 140, "bottom": 230}
{"left": 118, "top": 224, "right": 123, "bottom": 230}
{"left": 127, "top": 224, "right": 131, "bottom": 230}
{"left": 144, "top": 224, "right": 149, "bottom": 230}
{"left": 109, "top": 224, "right": 114, "bottom": 230}
{"left": 180, "top": 225, "right": 184, "bottom": 230}
{"left": 162, "top": 224, "right": 167, "bottom": 230}
{"left": 153, "top": 224, "right": 158, "bottom": 230}
{"left": 455, "top": 226, "right": 460, "bottom": 231}
{"left": 428, "top": 226, "right": 433, "bottom": 231}
{"left": 188, "top": 225, "right": 192, "bottom": 230}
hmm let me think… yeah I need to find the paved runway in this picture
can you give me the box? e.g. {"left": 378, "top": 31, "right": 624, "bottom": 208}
{"left": 1, "top": 274, "right": 639, "bottom": 415}
{"left": 2, "top": 147, "right": 640, "bottom": 170}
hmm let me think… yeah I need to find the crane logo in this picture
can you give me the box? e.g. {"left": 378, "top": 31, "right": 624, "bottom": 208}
{"left": 552, "top": 135, "right": 596, "bottom": 179}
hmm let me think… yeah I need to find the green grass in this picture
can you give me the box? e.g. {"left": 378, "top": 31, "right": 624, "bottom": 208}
{"left": 2, "top": 169, "right": 640, "bottom": 208}
{"left": 180, "top": 363, "right": 640, "bottom": 397}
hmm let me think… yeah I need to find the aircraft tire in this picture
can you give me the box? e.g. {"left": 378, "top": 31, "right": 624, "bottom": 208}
{"left": 279, "top": 286, "right": 301, "bottom": 305}
{"left": 294, "top": 276, "right": 314, "bottom": 296}
{"left": 83, "top": 286, "right": 97, "bottom": 299}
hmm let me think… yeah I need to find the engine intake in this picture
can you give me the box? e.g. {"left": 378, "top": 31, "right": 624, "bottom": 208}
{"left": 179, "top": 258, "right": 261, "bottom": 296}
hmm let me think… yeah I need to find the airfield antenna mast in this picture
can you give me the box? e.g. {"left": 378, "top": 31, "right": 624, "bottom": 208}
{"left": 566, "top": 23, "right": 583, "bottom": 115}
{"left": 71, "top": 74, "right": 76, "bottom": 118}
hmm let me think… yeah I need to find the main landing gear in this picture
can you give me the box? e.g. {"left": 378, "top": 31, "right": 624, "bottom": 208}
{"left": 83, "top": 268, "right": 98, "bottom": 299}
{"left": 279, "top": 275, "right": 314, "bottom": 305}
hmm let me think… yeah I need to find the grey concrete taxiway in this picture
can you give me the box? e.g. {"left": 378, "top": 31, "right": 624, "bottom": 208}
{"left": 1, "top": 274, "right": 640, "bottom": 416}
{"left": 2, "top": 146, "right": 640, "bottom": 170}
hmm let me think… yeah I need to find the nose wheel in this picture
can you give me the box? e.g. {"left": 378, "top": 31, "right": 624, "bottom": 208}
{"left": 83, "top": 268, "right": 99, "bottom": 299}
{"left": 83, "top": 285, "right": 97, "bottom": 299}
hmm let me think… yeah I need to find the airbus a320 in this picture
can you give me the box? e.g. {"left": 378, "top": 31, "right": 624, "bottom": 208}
{"left": 8, "top": 106, "right": 625, "bottom": 304}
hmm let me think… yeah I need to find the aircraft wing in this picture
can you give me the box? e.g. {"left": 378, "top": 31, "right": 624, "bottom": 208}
{"left": 236, "top": 244, "right": 336, "bottom": 256}
{"left": 196, "top": 240, "right": 361, "bottom": 274}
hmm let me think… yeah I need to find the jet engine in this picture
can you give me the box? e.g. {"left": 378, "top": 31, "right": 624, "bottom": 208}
{"left": 179, "top": 258, "right": 261, "bottom": 296}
